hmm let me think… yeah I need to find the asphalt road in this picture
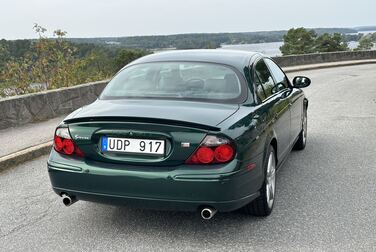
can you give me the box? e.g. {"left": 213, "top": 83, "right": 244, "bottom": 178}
{"left": 1, "top": 64, "right": 376, "bottom": 252}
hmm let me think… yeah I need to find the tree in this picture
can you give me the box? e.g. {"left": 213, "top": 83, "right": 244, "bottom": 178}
{"left": 1, "top": 24, "right": 111, "bottom": 97}
{"left": 114, "top": 49, "right": 150, "bottom": 71}
{"left": 280, "top": 28, "right": 351, "bottom": 55}
{"left": 369, "top": 32, "right": 376, "bottom": 42}
{"left": 28, "top": 24, "right": 86, "bottom": 90}
{"left": 82, "top": 48, "right": 114, "bottom": 79}
{"left": 315, "top": 33, "right": 348, "bottom": 52}
{"left": 0, "top": 42, "right": 10, "bottom": 71}
{"left": 0, "top": 25, "right": 154, "bottom": 97}
{"left": 355, "top": 36, "right": 374, "bottom": 51}
{"left": 280, "top": 28, "right": 317, "bottom": 55}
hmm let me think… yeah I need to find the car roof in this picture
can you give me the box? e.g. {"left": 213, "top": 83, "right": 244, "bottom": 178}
{"left": 129, "top": 49, "right": 263, "bottom": 71}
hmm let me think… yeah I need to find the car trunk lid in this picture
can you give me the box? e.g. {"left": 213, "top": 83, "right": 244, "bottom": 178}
{"left": 68, "top": 99, "right": 239, "bottom": 127}
{"left": 65, "top": 99, "right": 239, "bottom": 165}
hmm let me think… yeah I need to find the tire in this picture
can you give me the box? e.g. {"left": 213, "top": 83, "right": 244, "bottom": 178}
{"left": 293, "top": 107, "right": 307, "bottom": 151}
{"left": 243, "top": 145, "right": 276, "bottom": 216}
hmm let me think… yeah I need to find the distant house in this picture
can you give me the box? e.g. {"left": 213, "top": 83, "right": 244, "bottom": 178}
{"left": 105, "top": 41, "right": 121, "bottom": 45}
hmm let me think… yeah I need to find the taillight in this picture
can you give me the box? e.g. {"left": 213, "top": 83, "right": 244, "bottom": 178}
{"left": 54, "top": 127, "right": 84, "bottom": 157}
{"left": 186, "top": 135, "right": 235, "bottom": 165}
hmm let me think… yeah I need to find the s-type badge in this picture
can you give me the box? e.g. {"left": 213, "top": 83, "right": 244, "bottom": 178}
{"left": 181, "top": 142, "right": 190, "bottom": 148}
{"left": 75, "top": 135, "right": 90, "bottom": 140}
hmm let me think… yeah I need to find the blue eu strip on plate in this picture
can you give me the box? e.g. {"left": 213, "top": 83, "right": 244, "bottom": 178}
{"left": 101, "top": 136, "right": 108, "bottom": 152}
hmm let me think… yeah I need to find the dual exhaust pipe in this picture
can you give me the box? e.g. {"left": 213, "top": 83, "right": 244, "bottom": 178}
{"left": 61, "top": 193, "right": 77, "bottom": 207}
{"left": 200, "top": 207, "right": 217, "bottom": 220}
{"left": 61, "top": 194, "right": 217, "bottom": 219}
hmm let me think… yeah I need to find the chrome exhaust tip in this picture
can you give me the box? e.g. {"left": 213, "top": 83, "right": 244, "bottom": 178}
{"left": 61, "top": 193, "right": 76, "bottom": 207}
{"left": 200, "top": 207, "right": 217, "bottom": 220}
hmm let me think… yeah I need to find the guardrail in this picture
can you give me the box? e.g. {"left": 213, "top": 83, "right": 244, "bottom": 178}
{"left": 1, "top": 50, "right": 376, "bottom": 130}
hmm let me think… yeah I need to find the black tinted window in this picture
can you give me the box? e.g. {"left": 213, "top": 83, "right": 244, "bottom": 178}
{"left": 254, "top": 59, "right": 275, "bottom": 100}
{"left": 101, "top": 62, "right": 243, "bottom": 102}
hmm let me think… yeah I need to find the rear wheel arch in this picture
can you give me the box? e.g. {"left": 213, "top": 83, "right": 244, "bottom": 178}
{"left": 270, "top": 138, "right": 278, "bottom": 166}
{"left": 294, "top": 102, "right": 308, "bottom": 151}
{"left": 243, "top": 142, "right": 276, "bottom": 216}
{"left": 263, "top": 130, "right": 278, "bottom": 167}
{"left": 257, "top": 133, "right": 278, "bottom": 185}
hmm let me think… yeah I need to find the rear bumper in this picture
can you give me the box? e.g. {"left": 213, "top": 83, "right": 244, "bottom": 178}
{"left": 51, "top": 186, "right": 259, "bottom": 212}
{"left": 47, "top": 151, "right": 263, "bottom": 212}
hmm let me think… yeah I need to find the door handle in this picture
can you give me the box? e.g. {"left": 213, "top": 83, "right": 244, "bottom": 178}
{"left": 280, "top": 89, "right": 292, "bottom": 99}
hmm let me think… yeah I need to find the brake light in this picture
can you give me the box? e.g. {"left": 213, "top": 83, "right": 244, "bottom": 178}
{"left": 63, "top": 139, "right": 75, "bottom": 155}
{"left": 186, "top": 135, "right": 235, "bottom": 165}
{"left": 214, "top": 144, "right": 234, "bottom": 162}
{"left": 54, "top": 127, "right": 84, "bottom": 157}
{"left": 196, "top": 147, "right": 215, "bottom": 164}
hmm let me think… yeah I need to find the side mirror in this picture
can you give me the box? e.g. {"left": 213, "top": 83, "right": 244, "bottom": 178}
{"left": 293, "top": 76, "right": 311, "bottom": 88}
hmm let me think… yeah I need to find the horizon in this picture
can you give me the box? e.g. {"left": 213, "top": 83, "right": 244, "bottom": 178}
{"left": 2, "top": 25, "right": 376, "bottom": 41}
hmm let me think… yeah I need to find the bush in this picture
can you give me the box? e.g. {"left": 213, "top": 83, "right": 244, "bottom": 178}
{"left": 0, "top": 25, "right": 151, "bottom": 97}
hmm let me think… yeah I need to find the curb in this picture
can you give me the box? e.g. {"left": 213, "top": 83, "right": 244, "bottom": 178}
{"left": 1, "top": 60, "right": 376, "bottom": 173}
{"left": 0, "top": 141, "right": 52, "bottom": 173}
{"left": 283, "top": 59, "right": 376, "bottom": 73}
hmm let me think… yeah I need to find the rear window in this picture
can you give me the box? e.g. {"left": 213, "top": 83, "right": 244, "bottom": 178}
{"left": 100, "top": 62, "right": 245, "bottom": 102}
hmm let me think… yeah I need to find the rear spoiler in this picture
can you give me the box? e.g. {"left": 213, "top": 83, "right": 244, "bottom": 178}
{"left": 64, "top": 116, "right": 221, "bottom": 132}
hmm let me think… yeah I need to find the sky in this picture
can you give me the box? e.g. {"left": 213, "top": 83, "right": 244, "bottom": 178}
{"left": 0, "top": 0, "right": 375, "bottom": 39}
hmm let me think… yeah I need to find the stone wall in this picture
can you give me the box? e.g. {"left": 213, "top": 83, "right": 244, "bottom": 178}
{"left": 0, "top": 81, "right": 108, "bottom": 130}
{"left": 272, "top": 50, "right": 376, "bottom": 67}
{"left": 1, "top": 50, "right": 376, "bottom": 130}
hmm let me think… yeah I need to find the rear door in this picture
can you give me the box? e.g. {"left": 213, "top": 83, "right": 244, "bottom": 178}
{"left": 254, "top": 58, "right": 291, "bottom": 161}
{"left": 264, "top": 59, "right": 304, "bottom": 146}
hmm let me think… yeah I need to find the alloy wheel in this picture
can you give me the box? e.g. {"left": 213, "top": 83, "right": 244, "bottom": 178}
{"left": 266, "top": 151, "right": 276, "bottom": 209}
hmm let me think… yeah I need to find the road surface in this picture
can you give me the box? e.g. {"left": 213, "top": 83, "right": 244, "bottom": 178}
{"left": 1, "top": 64, "right": 376, "bottom": 251}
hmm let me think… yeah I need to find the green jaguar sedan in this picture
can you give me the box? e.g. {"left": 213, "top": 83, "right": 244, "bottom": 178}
{"left": 48, "top": 50, "right": 310, "bottom": 219}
